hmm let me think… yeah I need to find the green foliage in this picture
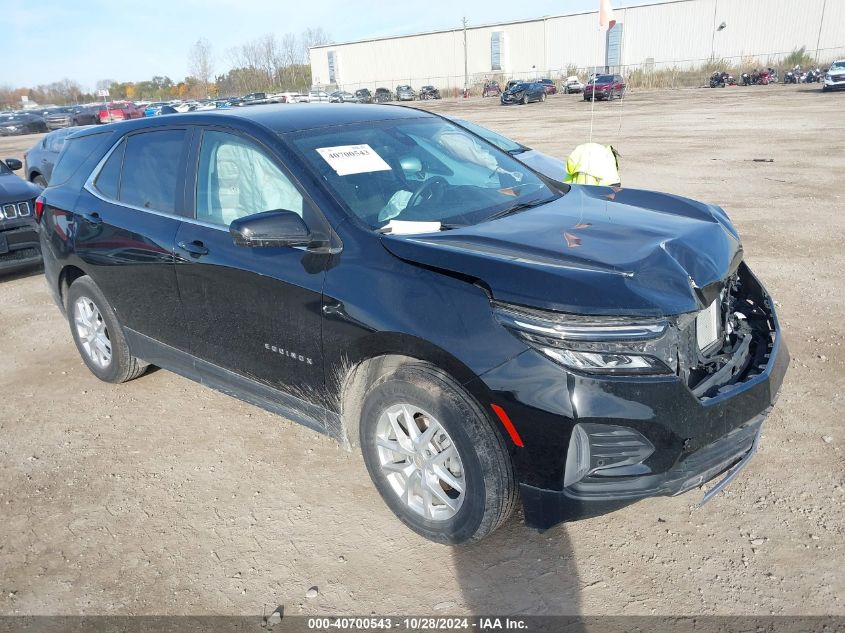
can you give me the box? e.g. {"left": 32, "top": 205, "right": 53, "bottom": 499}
{"left": 781, "top": 46, "right": 815, "bottom": 68}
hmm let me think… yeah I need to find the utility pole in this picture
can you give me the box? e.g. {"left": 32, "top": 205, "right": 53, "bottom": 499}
{"left": 462, "top": 16, "right": 469, "bottom": 97}
{"left": 815, "top": 0, "right": 827, "bottom": 62}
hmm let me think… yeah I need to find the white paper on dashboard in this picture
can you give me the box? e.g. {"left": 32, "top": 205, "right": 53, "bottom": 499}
{"left": 380, "top": 220, "right": 442, "bottom": 235}
{"left": 315, "top": 144, "right": 391, "bottom": 176}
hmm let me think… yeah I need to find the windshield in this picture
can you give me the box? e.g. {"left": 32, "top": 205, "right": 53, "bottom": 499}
{"left": 593, "top": 75, "right": 614, "bottom": 84}
{"left": 289, "top": 118, "right": 558, "bottom": 230}
{"left": 449, "top": 117, "right": 526, "bottom": 154}
{"left": 0, "top": 160, "right": 10, "bottom": 175}
{"left": 831, "top": 61, "right": 845, "bottom": 70}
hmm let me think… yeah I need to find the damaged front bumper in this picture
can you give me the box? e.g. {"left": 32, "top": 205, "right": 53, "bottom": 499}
{"left": 475, "top": 263, "right": 789, "bottom": 530}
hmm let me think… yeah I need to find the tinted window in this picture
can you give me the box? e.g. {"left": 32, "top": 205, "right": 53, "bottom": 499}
{"left": 51, "top": 132, "right": 111, "bottom": 186}
{"left": 94, "top": 139, "right": 125, "bottom": 200}
{"left": 119, "top": 130, "right": 185, "bottom": 213}
{"left": 196, "top": 130, "right": 303, "bottom": 226}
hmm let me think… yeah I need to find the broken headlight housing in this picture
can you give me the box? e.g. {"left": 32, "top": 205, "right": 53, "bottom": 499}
{"left": 494, "top": 302, "right": 693, "bottom": 376}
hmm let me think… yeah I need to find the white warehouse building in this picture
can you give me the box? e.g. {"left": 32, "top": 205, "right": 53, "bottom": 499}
{"left": 309, "top": 0, "right": 844, "bottom": 92}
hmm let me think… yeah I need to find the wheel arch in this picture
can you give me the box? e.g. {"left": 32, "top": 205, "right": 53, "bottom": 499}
{"left": 57, "top": 264, "right": 88, "bottom": 312}
{"left": 335, "top": 331, "right": 509, "bottom": 450}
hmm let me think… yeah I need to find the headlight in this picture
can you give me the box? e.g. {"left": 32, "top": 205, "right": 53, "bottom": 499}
{"left": 494, "top": 302, "right": 685, "bottom": 376}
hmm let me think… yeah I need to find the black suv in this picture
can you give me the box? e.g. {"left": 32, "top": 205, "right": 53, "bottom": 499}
{"left": 37, "top": 105, "right": 788, "bottom": 543}
{"left": 0, "top": 158, "right": 41, "bottom": 272}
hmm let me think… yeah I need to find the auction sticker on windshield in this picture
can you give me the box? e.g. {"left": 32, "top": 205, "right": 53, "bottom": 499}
{"left": 316, "top": 144, "right": 391, "bottom": 176}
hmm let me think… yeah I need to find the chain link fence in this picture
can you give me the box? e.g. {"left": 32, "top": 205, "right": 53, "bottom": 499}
{"left": 324, "top": 45, "right": 845, "bottom": 98}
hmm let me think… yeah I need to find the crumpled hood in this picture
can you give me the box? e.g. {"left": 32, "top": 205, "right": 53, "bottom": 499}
{"left": 380, "top": 185, "right": 743, "bottom": 316}
{"left": 0, "top": 173, "right": 41, "bottom": 202}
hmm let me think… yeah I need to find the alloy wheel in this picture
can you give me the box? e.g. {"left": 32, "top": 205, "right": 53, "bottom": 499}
{"left": 375, "top": 403, "right": 466, "bottom": 521}
{"left": 73, "top": 296, "right": 112, "bottom": 368}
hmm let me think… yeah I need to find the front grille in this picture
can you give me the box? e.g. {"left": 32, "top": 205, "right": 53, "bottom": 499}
{"left": 2, "top": 201, "right": 32, "bottom": 220}
{"left": 0, "top": 247, "right": 38, "bottom": 262}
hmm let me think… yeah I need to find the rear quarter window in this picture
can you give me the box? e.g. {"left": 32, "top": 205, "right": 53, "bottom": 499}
{"left": 49, "top": 132, "right": 111, "bottom": 187}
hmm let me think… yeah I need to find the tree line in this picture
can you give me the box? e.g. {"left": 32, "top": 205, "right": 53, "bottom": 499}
{"left": 0, "top": 27, "right": 330, "bottom": 110}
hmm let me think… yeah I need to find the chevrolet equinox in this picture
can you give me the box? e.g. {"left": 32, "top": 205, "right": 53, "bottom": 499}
{"left": 37, "top": 105, "right": 788, "bottom": 543}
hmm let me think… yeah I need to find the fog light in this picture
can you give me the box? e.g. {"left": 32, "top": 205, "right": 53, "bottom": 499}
{"left": 564, "top": 423, "right": 656, "bottom": 487}
{"left": 564, "top": 425, "right": 591, "bottom": 487}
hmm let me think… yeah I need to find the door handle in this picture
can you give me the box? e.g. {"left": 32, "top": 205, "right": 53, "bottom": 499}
{"left": 80, "top": 212, "right": 102, "bottom": 225}
{"left": 178, "top": 240, "right": 209, "bottom": 257}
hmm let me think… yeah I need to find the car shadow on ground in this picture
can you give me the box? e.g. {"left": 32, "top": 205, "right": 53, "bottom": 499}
{"left": 451, "top": 512, "right": 581, "bottom": 617}
{"left": 0, "top": 263, "right": 43, "bottom": 283}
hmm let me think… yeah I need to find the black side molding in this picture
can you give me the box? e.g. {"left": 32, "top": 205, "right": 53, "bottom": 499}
{"left": 123, "top": 328, "right": 345, "bottom": 442}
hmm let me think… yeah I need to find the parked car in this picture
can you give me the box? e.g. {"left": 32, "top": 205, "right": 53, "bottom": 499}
{"left": 373, "top": 88, "right": 393, "bottom": 103}
{"left": 36, "top": 105, "right": 787, "bottom": 543}
{"left": 583, "top": 74, "right": 626, "bottom": 101}
{"left": 274, "top": 92, "right": 304, "bottom": 104}
{"left": 501, "top": 82, "right": 547, "bottom": 105}
{"left": 562, "top": 76, "right": 584, "bottom": 94}
{"left": 97, "top": 102, "right": 143, "bottom": 123}
{"left": 537, "top": 78, "right": 558, "bottom": 95}
{"left": 71, "top": 105, "right": 101, "bottom": 126}
{"left": 823, "top": 59, "right": 845, "bottom": 91}
{"left": 308, "top": 91, "right": 331, "bottom": 103}
{"left": 0, "top": 112, "right": 48, "bottom": 136}
{"left": 354, "top": 88, "right": 373, "bottom": 104}
{"left": 0, "top": 157, "right": 41, "bottom": 272}
{"left": 395, "top": 85, "right": 416, "bottom": 101}
{"left": 482, "top": 80, "right": 502, "bottom": 97}
{"left": 419, "top": 85, "right": 441, "bottom": 100}
{"left": 43, "top": 106, "right": 77, "bottom": 130}
{"left": 143, "top": 102, "right": 170, "bottom": 117}
{"left": 442, "top": 116, "right": 567, "bottom": 182}
{"left": 24, "top": 126, "right": 94, "bottom": 188}
{"left": 329, "top": 90, "right": 356, "bottom": 103}
{"left": 241, "top": 92, "right": 271, "bottom": 106}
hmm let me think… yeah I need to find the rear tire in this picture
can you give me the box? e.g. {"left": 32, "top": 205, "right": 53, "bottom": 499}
{"left": 358, "top": 361, "right": 517, "bottom": 544}
{"left": 67, "top": 275, "right": 148, "bottom": 384}
{"left": 540, "top": 92, "right": 546, "bottom": 102}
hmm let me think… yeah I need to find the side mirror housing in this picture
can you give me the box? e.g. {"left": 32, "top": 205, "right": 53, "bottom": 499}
{"left": 230, "top": 210, "right": 314, "bottom": 248}
{"left": 5, "top": 158, "right": 22, "bottom": 171}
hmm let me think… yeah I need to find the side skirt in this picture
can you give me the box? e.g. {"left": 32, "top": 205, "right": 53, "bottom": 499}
{"left": 124, "top": 328, "right": 345, "bottom": 442}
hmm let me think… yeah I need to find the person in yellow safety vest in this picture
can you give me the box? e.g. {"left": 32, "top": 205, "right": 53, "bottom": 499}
{"left": 562, "top": 142, "right": 621, "bottom": 186}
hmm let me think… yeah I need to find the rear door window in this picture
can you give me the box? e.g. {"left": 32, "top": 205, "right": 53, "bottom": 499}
{"left": 119, "top": 129, "right": 186, "bottom": 213}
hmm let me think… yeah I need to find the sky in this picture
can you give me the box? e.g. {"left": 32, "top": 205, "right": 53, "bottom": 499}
{"left": 4, "top": 0, "right": 662, "bottom": 91}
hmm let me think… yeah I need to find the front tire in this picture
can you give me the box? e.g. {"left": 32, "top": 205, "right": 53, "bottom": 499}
{"left": 67, "top": 275, "right": 148, "bottom": 384}
{"left": 540, "top": 92, "right": 546, "bottom": 102}
{"left": 358, "top": 362, "right": 517, "bottom": 544}
{"left": 32, "top": 174, "right": 48, "bottom": 188}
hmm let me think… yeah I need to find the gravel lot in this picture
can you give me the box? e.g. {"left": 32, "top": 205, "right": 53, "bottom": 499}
{"left": 1, "top": 86, "right": 843, "bottom": 616}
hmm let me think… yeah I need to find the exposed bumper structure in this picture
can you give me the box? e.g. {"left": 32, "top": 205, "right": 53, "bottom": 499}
{"left": 475, "top": 264, "right": 789, "bottom": 530}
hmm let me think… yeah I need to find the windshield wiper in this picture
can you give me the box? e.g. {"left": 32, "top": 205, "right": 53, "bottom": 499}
{"left": 440, "top": 195, "right": 557, "bottom": 231}
{"left": 484, "top": 195, "right": 558, "bottom": 223}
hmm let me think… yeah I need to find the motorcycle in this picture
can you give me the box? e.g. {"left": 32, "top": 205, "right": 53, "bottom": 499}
{"left": 804, "top": 68, "right": 823, "bottom": 83}
{"left": 784, "top": 70, "right": 797, "bottom": 84}
{"left": 709, "top": 71, "right": 735, "bottom": 88}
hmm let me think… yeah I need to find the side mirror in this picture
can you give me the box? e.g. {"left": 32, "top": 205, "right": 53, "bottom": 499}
{"left": 230, "top": 210, "right": 315, "bottom": 248}
{"left": 5, "top": 158, "right": 22, "bottom": 171}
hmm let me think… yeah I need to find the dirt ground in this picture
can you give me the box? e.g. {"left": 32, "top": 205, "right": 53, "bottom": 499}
{"left": 1, "top": 86, "right": 843, "bottom": 617}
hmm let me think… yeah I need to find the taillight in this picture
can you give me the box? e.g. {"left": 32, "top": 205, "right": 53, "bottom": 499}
{"left": 34, "top": 196, "right": 45, "bottom": 224}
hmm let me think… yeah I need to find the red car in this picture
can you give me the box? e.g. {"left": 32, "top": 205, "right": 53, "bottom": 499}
{"left": 96, "top": 102, "right": 143, "bottom": 123}
{"left": 537, "top": 78, "right": 558, "bottom": 95}
{"left": 583, "top": 74, "right": 626, "bottom": 101}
